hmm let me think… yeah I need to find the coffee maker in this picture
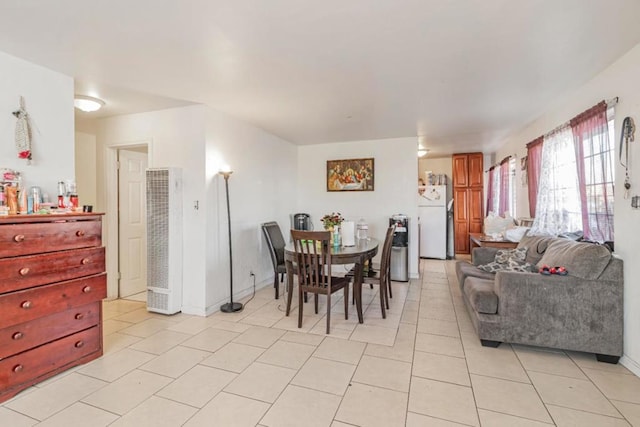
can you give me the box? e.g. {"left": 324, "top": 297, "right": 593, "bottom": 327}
{"left": 292, "top": 213, "right": 313, "bottom": 231}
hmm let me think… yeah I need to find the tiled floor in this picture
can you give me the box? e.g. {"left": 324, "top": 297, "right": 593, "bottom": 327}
{"left": 2, "top": 259, "right": 640, "bottom": 426}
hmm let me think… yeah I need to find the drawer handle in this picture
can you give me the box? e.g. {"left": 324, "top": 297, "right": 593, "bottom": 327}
{"left": 76, "top": 230, "right": 85, "bottom": 237}
{"left": 81, "top": 258, "right": 90, "bottom": 265}
{"left": 75, "top": 340, "right": 84, "bottom": 348}
{"left": 21, "top": 301, "right": 32, "bottom": 309}
{"left": 19, "top": 267, "right": 30, "bottom": 276}
{"left": 75, "top": 313, "right": 84, "bottom": 320}
{"left": 14, "top": 234, "right": 25, "bottom": 243}
{"left": 83, "top": 286, "right": 92, "bottom": 293}
{"left": 13, "top": 364, "right": 23, "bottom": 373}
{"left": 12, "top": 332, "right": 23, "bottom": 340}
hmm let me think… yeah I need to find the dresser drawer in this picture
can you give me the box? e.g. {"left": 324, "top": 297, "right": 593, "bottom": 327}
{"left": 0, "top": 327, "right": 100, "bottom": 390}
{"left": 0, "top": 220, "right": 101, "bottom": 258}
{"left": 0, "top": 302, "right": 100, "bottom": 359}
{"left": 0, "top": 247, "right": 105, "bottom": 293}
{"left": 0, "top": 273, "right": 106, "bottom": 329}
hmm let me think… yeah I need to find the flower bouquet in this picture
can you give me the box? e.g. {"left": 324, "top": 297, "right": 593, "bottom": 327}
{"left": 320, "top": 212, "right": 344, "bottom": 230}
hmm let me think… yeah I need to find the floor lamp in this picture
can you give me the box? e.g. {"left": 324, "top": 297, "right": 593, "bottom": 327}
{"left": 219, "top": 168, "right": 243, "bottom": 313}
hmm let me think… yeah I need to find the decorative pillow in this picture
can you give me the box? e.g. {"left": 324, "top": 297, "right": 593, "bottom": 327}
{"left": 478, "top": 247, "right": 533, "bottom": 273}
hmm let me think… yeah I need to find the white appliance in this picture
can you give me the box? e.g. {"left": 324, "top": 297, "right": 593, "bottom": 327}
{"left": 146, "top": 167, "right": 183, "bottom": 314}
{"left": 418, "top": 185, "right": 447, "bottom": 259}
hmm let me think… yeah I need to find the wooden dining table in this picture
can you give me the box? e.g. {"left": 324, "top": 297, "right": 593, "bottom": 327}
{"left": 284, "top": 238, "right": 379, "bottom": 324}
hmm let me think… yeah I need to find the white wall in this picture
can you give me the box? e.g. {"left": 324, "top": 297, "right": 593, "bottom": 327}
{"left": 0, "top": 51, "right": 74, "bottom": 197}
{"left": 494, "top": 42, "right": 640, "bottom": 375}
{"left": 419, "top": 156, "right": 454, "bottom": 202}
{"left": 205, "top": 109, "right": 298, "bottom": 313}
{"left": 75, "top": 132, "right": 97, "bottom": 207}
{"left": 298, "top": 138, "right": 419, "bottom": 279}
{"left": 95, "top": 105, "right": 207, "bottom": 309}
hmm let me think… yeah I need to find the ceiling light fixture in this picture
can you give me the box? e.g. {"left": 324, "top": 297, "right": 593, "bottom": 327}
{"left": 417, "top": 149, "right": 429, "bottom": 157}
{"left": 74, "top": 95, "right": 105, "bottom": 112}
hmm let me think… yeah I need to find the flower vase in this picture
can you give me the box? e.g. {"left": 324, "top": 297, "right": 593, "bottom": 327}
{"left": 327, "top": 226, "right": 334, "bottom": 245}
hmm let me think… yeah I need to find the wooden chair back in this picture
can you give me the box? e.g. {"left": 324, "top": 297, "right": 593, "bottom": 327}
{"left": 378, "top": 225, "right": 395, "bottom": 285}
{"left": 291, "top": 230, "right": 332, "bottom": 292}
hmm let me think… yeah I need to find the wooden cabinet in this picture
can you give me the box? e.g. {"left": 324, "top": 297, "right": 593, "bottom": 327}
{"left": 0, "top": 214, "right": 106, "bottom": 403}
{"left": 453, "top": 153, "right": 484, "bottom": 254}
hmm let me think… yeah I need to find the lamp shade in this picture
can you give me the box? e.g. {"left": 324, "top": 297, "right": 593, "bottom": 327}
{"left": 74, "top": 95, "right": 105, "bottom": 112}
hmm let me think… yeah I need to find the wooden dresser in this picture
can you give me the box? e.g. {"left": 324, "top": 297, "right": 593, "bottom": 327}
{"left": 0, "top": 213, "right": 106, "bottom": 403}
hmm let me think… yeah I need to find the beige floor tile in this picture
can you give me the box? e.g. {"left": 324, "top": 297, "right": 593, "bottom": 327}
{"left": 102, "top": 332, "right": 142, "bottom": 354}
{"left": 155, "top": 365, "right": 236, "bottom": 408}
{"left": 406, "top": 412, "right": 469, "bottom": 426}
{"left": 362, "top": 312, "right": 402, "bottom": 329}
{"left": 103, "top": 299, "right": 145, "bottom": 313}
{"left": 6, "top": 373, "right": 106, "bottom": 421}
{"left": 240, "top": 314, "right": 281, "bottom": 327}
{"left": 419, "top": 307, "right": 457, "bottom": 322}
{"left": 408, "top": 376, "right": 479, "bottom": 426}
{"left": 81, "top": 370, "right": 172, "bottom": 415}
{"left": 566, "top": 351, "right": 634, "bottom": 375}
{"left": 109, "top": 396, "right": 197, "bottom": 427}
{"left": 309, "top": 323, "right": 354, "bottom": 339}
{"left": 0, "top": 407, "right": 37, "bottom": 427}
{"left": 352, "top": 355, "right": 412, "bottom": 392}
{"left": 401, "top": 307, "right": 419, "bottom": 324}
{"left": 36, "top": 402, "right": 118, "bottom": 427}
{"left": 139, "top": 345, "right": 211, "bottom": 378}
{"left": 460, "top": 331, "right": 485, "bottom": 351}
{"left": 412, "top": 351, "right": 470, "bottom": 386}
{"left": 118, "top": 318, "right": 175, "bottom": 338}
{"left": 583, "top": 367, "right": 640, "bottom": 404}
{"left": 514, "top": 345, "right": 587, "bottom": 380}
{"left": 224, "top": 362, "right": 297, "bottom": 403}
{"left": 257, "top": 340, "right": 316, "bottom": 370}
{"left": 272, "top": 312, "right": 322, "bottom": 332}
{"left": 465, "top": 346, "right": 530, "bottom": 383}
{"left": 477, "top": 409, "right": 554, "bottom": 426}
{"left": 364, "top": 323, "right": 416, "bottom": 363}
{"left": 233, "top": 325, "right": 287, "bottom": 348}
{"left": 79, "top": 348, "right": 155, "bottom": 382}
{"left": 128, "top": 330, "right": 191, "bottom": 355}
{"left": 415, "top": 332, "right": 465, "bottom": 358}
{"left": 292, "top": 355, "right": 356, "bottom": 396}
{"left": 470, "top": 374, "right": 552, "bottom": 423}
{"left": 181, "top": 327, "right": 239, "bottom": 352}
{"left": 350, "top": 324, "right": 397, "bottom": 346}
{"left": 529, "top": 371, "right": 620, "bottom": 417}
{"left": 280, "top": 330, "right": 325, "bottom": 346}
{"left": 103, "top": 319, "right": 134, "bottom": 335}
{"left": 314, "top": 337, "right": 366, "bottom": 365}
{"left": 200, "top": 342, "right": 265, "bottom": 373}
{"left": 417, "top": 318, "right": 460, "bottom": 338}
{"left": 166, "top": 316, "right": 214, "bottom": 335}
{"left": 331, "top": 422, "right": 355, "bottom": 427}
{"left": 183, "top": 392, "right": 270, "bottom": 427}
{"left": 260, "top": 385, "right": 341, "bottom": 427}
{"left": 612, "top": 400, "right": 640, "bottom": 426}
{"left": 113, "top": 307, "right": 159, "bottom": 323}
{"left": 208, "top": 319, "right": 254, "bottom": 333}
{"left": 547, "top": 404, "right": 630, "bottom": 427}
{"left": 335, "top": 382, "right": 408, "bottom": 427}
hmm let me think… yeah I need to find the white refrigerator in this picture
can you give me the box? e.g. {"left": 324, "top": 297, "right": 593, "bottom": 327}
{"left": 418, "top": 185, "right": 447, "bottom": 259}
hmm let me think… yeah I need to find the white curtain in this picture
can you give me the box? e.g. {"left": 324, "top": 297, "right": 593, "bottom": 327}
{"left": 529, "top": 125, "right": 583, "bottom": 236}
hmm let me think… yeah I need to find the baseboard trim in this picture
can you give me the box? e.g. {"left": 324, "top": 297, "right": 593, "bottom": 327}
{"left": 620, "top": 354, "right": 640, "bottom": 377}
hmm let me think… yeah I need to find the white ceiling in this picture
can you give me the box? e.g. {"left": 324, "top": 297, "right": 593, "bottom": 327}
{"left": 2, "top": 1, "right": 640, "bottom": 156}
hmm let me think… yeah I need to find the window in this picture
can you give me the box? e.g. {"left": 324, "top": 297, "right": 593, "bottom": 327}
{"left": 486, "top": 157, "right": 516, "bottom": 218}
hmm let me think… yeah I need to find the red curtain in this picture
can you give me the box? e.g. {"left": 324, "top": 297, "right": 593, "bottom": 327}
{"left": 498, "top": 157, "right": 510, "bottom": 216}
{"left": 570, "top": 101, "right": 613, "bottom": 241}
{"left": 526, "top": 137, "right": 544, "bottom": 218}
{"left": 486, "top": 166, "right": 495, "bottom": 216}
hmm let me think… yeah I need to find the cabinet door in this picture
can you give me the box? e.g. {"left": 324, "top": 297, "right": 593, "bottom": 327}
{"left": 454, "top": 188, "right": 470, "bottom": 254}
{"left": 468, "top": 153, "right": 484, "bottom": 187}
{"left": 468, "top": 187, "right": 484, "bottom": 234}
{"left": 452, "top": 155, "right": 469, "bottom": 187}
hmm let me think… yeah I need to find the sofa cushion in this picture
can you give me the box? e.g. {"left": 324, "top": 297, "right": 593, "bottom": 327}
{"left": 517, "top": 235, "right": 555, "bottom": 265}
{"left": 495, "top": 247, "right": 527, "bottom": 264}
{"left": 455, "top": 261, "right": 496, "bottom": 288}
{"left": 477, "top": 247, "right": 533, "bottom": 273}
{"left": 464, "top": 277, "right": 498, "bottom": 314}
{"left": 536, "top": 239, "right": 612, "bottom": 280}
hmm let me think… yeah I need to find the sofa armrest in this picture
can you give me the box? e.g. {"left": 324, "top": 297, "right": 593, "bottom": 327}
{"left": 472, "top": 247, "right": 499, "bottom": 266}
{"left": 492, "top": 271, "right": 623, "bottom": 355}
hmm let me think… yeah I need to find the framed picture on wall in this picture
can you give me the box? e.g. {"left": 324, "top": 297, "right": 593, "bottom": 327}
{"left": 326, "top": 158, "right": 374, "bottom": 192}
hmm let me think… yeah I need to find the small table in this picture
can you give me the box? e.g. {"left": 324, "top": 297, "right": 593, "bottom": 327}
{"left": 469, "top": 233, "right": 518, "bottom": 250}
{"left": 284, "top": 238, "right": 379, "bottom": 324}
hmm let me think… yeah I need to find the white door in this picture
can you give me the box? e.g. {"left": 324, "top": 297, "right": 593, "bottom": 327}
{"left": 118, "top": 149, "right": 148, "bottom": 298}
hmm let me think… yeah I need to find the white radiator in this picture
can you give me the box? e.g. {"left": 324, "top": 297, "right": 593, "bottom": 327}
{"left": 146, "top": 167, "right": 183, "bottom": 314}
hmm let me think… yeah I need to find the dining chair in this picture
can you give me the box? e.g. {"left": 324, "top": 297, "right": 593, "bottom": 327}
{"left": 347, "top": 225, "right": 395, "bottom": 318}
{"left": 261, "top": 221, "right": 287, "bottom": 299}
{"left": 289, "top": 230, "right": 350, "bottom": 334}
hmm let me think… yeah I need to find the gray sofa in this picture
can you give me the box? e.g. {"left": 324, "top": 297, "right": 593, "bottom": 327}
{"left": 455, "top": 235, "right": 624, "bottom": 363}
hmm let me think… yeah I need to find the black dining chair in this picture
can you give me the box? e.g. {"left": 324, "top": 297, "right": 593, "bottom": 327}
{"left": 261, "top": 221, "right": 287, "bottom": 299}
{"left": 289, "top": 230, "right": 350, "bottom": 334}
